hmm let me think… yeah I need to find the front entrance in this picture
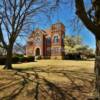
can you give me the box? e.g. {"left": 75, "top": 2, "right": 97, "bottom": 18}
{"left": 35, "top": 48, "right": 40, "bottom": 56}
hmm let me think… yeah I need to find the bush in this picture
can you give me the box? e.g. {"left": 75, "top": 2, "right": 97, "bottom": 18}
{"left": 12, "top": 56, "right": 20, "bottom": 64}
{"left": 13, "top": 54, "right": 24, "bottom": 58}
{"left": 20, "top": 57, "right": 27, "bottom": 62}
{"left": 27, "top": 56, "right": 35, "bottom": 62}
{"left": 64, "top": 53, "right": 81, "bottom": 60}
{"left": 0, "top": 56, "right": 35, "bottom": 65}
{"left": 13, "top": 54, "right": 24, "bottom": 62}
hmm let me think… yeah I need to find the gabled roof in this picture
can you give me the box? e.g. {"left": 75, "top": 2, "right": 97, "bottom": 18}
{"left": 28, "top": 21, "right": 65, "bottom": 39}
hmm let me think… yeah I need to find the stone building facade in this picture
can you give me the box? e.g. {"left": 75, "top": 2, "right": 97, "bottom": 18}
{"left": 26, "top": 22, "right": 65, "bottom": 59}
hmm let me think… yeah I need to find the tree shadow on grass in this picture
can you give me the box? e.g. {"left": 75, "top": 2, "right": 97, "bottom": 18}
{"left": 0, "top": 72, "right": 29, "bottom": 100}
{"left": 0, "top": 67, "right": 95, "bottom": 100}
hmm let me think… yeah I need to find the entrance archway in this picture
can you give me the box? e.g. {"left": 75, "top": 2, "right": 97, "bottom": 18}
{"left": 35, "top": 48, "right": 40, "bottom": 56}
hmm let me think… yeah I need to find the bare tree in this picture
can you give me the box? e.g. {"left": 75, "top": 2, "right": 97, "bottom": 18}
{"left": 0, "top": 0, "right": 53, "bottom": 69}
{"left": 75, "top": 0, "right": 100, "bottom": 98}
{"left": 0, "top": 42, "right": 6, "bottom": 56}
{"left": 13, "top": 43, "right": 26, "bottom": 55}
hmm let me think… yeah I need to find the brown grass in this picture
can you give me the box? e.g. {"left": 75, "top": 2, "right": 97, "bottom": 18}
{"left": 0, "top": 60, "right": 95, "bottom": 100}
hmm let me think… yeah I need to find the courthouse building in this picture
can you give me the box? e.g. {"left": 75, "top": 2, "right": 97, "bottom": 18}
{"left": 26, "top": 22, "right": 65, "bottom": 59}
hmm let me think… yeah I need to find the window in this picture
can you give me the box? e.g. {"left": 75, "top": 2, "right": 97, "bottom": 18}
{"left": 54, "top": 36, "right": 59, "bottom": 43}
{"left": 34, "top": 37, "right": 41, "bottom": 45}
{"left": 46, "top": 37, "right": 51, "bottom": 45}
{"left": 57, "top": 24, "right": 61, "bottom": 29}
{"left": 35, "top": 32, "right": 40, "bottom": 37}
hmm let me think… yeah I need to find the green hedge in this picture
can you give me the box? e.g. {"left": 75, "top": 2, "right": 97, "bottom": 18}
{"left": 0, "top": 56, "right": 35, "bottom": 65}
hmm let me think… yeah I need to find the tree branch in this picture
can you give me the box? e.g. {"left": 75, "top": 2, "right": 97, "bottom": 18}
{"left": 0, "top": 22, "right": 7, "bottom": 49}
{"left": 75, "top": 0, "right": 100, "bottom": 39}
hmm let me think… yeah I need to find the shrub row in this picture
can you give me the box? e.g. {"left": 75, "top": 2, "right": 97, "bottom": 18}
{"left": 64, "top": 53, "right": 81, "bottom": 60}
{"left": 64, "top": 53, "right": 95, "bottom": 60}
{"left": 0, "top": 56, "right": 34, "bottom": 65}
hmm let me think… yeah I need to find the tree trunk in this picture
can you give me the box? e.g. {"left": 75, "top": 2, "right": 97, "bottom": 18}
{"left": 4, "top": 47, "right": 13, "bottom": 69}
{"left": 95, "top": 38, "right": 100, "bottom": 98}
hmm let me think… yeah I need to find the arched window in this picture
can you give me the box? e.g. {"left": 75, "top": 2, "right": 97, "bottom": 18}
{"left": 54, "top": 35, "right": 59, "bottom": 43}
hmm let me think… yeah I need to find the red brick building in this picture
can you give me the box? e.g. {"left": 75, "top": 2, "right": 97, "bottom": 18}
{"left": 26, "top": 22, "right": 65, "bottom": 59}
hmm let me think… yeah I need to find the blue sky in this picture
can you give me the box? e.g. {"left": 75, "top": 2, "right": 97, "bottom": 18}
{"left": 3, "top": 0, "right": 95, "bottom": 50}
{"left": 1, "top": 0, "right": 95, "bottom": 49}
{"left": 34, "top": 1, "right": 96, "bottom": 50}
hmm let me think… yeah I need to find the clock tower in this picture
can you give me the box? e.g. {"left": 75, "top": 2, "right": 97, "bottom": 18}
{"left": 50, "top": 22, "right": 65, "bottom": 59}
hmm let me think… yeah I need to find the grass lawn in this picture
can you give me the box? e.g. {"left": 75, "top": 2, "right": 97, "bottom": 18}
{"left": 0, "top": 60, "right": 95, "bottom": 100}
{"left": 13, "top": 60, "right": 94, "bottom": 71}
